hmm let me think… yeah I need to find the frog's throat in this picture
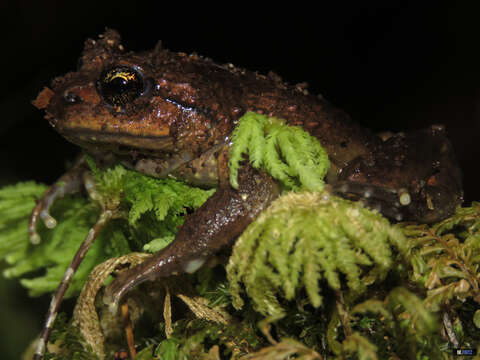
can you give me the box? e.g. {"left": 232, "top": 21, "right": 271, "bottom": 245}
{"left": 125, "top": 142, "right": 227, "bottom": 186}
{"left": 123, "top": 152, "right": 194, "bottom": 178}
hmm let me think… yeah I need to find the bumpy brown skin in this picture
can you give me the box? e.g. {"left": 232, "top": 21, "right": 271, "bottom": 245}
{"left": 34, "top": 30, "right": 463, "bottom": 307}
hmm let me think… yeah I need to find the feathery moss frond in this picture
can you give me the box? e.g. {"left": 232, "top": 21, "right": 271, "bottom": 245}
{"left": 89, "top": 161, "right": 215, "bottom": 227}
{"left": 0, "top": 182, "right": 47, "bottom": 261}
{"left": 239, "top": 338, "right": 323, "bottom": 359}
{"left": 229, "top": 112, "right": 330, "bottom": 192}
{"left": 386, "top": 287, "right": 438, "bottom": 336}
{"left": 227, "top": 191, "right": 407, "bottom": 318}
{"left": 341, "top": 333, "right": 378, "bottom": 360}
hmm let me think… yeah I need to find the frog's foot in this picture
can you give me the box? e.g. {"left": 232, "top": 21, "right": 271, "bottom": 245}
{"left": 331, "top": 181, "right": 410, "bottom": 221}
{"left": 103, "top": 239, "right": 212, "bottom": 314}
{"left": 29, "top": 157, "right": 87, "bottom": 244}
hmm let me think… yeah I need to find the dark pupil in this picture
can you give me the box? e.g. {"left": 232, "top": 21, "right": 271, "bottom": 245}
{"left": 99, "top": 67, "right": 144, "bottom": 106}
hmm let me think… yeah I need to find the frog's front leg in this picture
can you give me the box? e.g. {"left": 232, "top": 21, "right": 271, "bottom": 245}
{"left": 104, "top": 163, "right": 280, "bottom": 312}
{"left": 29, "top": 155, "right": 88, "bottom": 244}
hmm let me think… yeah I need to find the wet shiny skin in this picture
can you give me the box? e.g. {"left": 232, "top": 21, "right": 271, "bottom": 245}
{"left": 34, "top": 30, "right": 462, "bottom": 308}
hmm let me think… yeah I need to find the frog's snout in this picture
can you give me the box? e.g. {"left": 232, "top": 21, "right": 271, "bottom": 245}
{"left": 62, "top": 90, "right": 83, "bottom": 105}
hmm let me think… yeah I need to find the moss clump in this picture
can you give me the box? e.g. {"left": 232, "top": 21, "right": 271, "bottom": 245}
{"left": 227, "top": 191, "right": 407, "bottom": 318}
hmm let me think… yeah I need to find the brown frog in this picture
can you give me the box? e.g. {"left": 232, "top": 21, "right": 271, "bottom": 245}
{"left": 31, "top": 29, "right": 462, "bottom": 359}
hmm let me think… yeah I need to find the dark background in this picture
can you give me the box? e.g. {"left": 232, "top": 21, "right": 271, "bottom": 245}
{"left": 1, "top": 2, "right": 479, "bottom": 359}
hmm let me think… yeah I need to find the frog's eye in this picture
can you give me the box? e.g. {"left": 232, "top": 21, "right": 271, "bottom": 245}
{"left": 98, "top": 66, "right": 145, "bottom": 106}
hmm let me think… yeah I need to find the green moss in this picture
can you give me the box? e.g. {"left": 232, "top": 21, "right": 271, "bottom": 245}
{"left": 227, "top": 191, "right": 407, "bottom": 318}
{"left": 229, "top": 112, "right": 329, "bottom": 192}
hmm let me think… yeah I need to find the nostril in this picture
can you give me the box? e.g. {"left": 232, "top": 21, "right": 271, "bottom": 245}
{"left": 63, "top": 91, "right": 82, "bottom": 104}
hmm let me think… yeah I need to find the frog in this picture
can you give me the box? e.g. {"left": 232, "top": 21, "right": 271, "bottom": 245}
{"left": 31, "top": 29, "right": 462, "bottom": 359}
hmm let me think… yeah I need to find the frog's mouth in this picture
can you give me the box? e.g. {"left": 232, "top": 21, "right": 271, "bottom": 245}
{"left": 61, "top": 128, "right": 175, "bottom": 153}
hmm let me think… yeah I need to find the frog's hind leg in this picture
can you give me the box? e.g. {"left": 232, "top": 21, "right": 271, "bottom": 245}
{"left": 29, "top": 156, "right": 88, "bottom": 244}
{"left": 331, "top": 181, "right": 408, "bottom": 221}
{"left": 103, "top": 164, "right": 280, "bottom": 314}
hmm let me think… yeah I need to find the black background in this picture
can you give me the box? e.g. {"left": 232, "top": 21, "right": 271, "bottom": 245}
{"left": 1, "top": 1, "right": 479, "bottom": 358}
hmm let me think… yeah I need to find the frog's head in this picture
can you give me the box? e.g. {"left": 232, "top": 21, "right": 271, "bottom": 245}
{"left": 335, "top": 125, "right": 463, "bottom": 223}
{"left": 33, "top": 29, "right": 232, "bottom": 175}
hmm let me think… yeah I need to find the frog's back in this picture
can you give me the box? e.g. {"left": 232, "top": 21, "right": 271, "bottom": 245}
{"left": 146, "top": 42, "right": 377, "bottom": 172}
